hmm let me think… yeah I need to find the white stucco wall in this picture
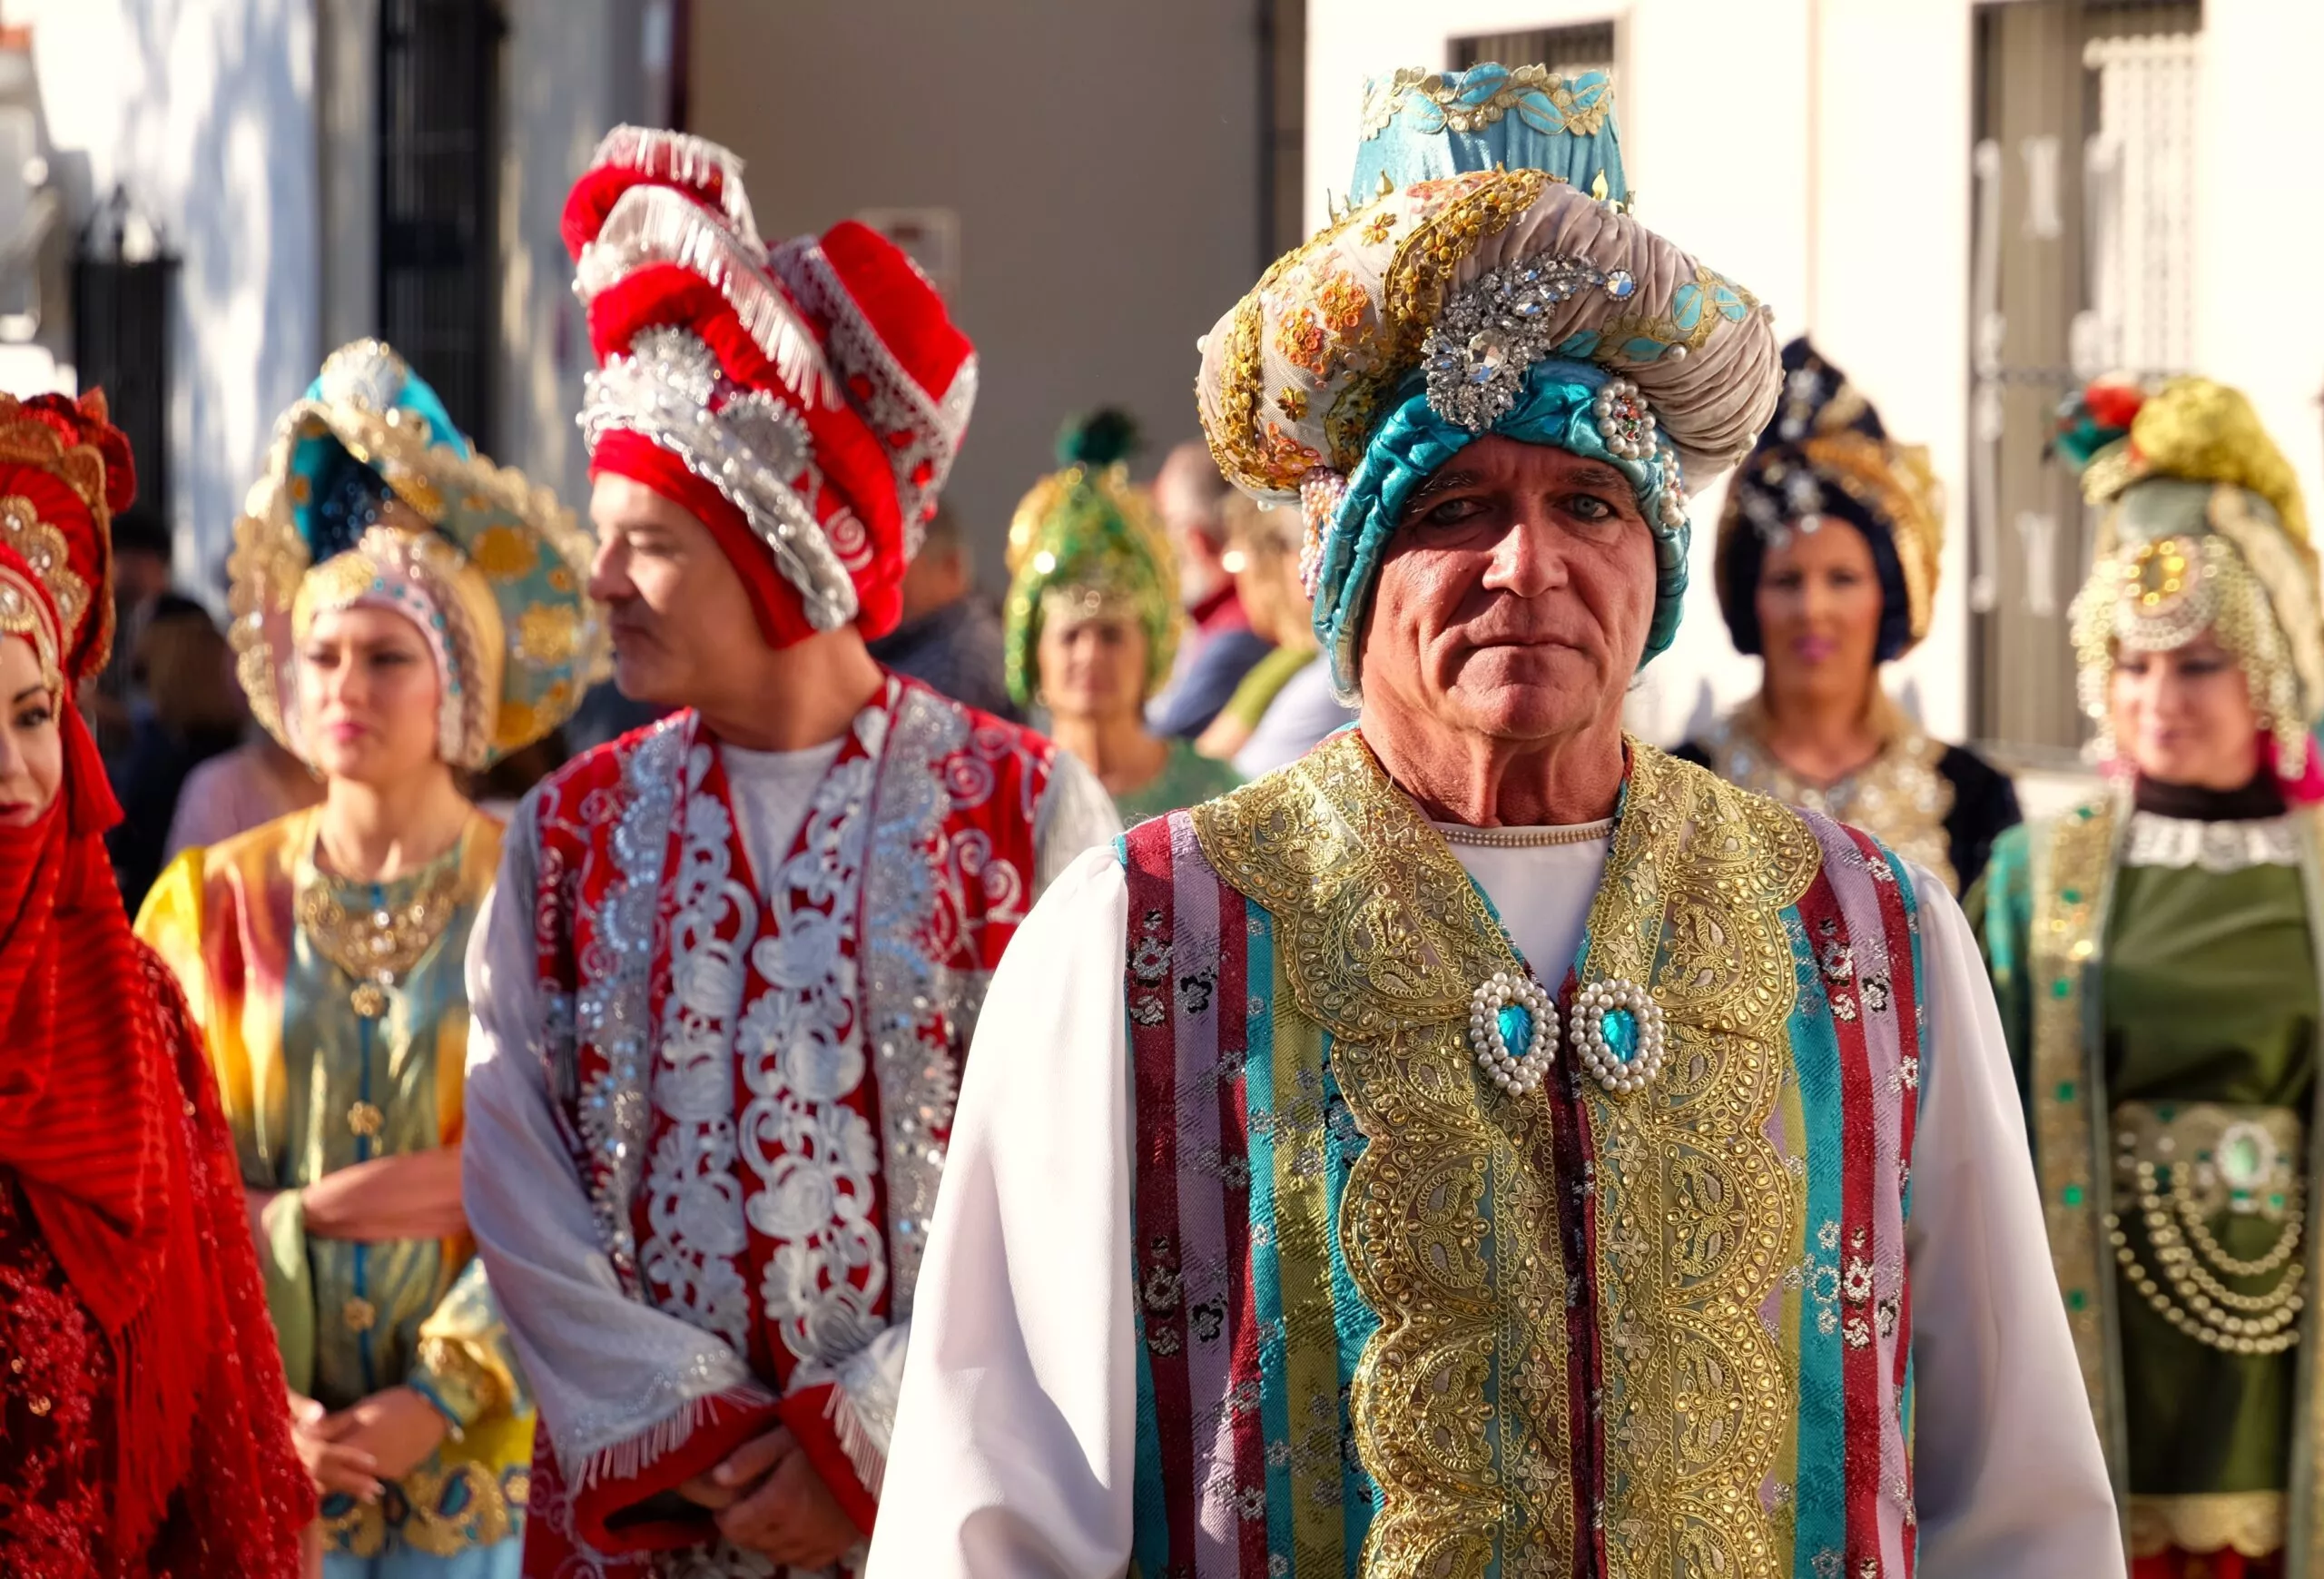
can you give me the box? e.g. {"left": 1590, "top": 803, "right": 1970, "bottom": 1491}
{"left": 1303, "top": 0, "right": 2324, "bottom": 751}
{"left": 7, "top": 0, "right": 320, "bottom": 593}
{"left": 9, "top": 0, "right": 645, "bottom": 591}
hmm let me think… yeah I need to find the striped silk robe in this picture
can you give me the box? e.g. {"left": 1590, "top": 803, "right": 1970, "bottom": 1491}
{"left": 869, "top": 731, "right": 2122, "bottom": 1579}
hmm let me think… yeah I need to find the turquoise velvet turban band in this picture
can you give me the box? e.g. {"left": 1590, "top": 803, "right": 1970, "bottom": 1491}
{"left": 1315, "top": 356, "right": 1690, "bottom": 698}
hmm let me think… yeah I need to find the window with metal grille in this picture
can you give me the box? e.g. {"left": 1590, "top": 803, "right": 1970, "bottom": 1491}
{"left": 1968, "top": 0, "right": 2201, "bottom": 763}
{"left": 378, "top": 0, "right": 506, "bottom": 449}
{"left": 1450, "top": 23, "right": 1616, "bottom": 78}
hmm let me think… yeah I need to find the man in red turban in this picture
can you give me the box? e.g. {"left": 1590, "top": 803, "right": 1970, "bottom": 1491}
{"left": 460, "top": 129, "right": 1118, "bottom": 1576}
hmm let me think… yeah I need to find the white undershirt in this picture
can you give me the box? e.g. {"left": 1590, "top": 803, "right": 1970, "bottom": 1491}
{"left": 1434, "top": 822, "right": 1612, "bottom": 986}
{"left": 716, "top": 739, "right": 845, "bottom": 883}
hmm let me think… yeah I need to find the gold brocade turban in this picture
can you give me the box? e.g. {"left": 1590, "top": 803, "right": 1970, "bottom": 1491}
{"left": 1190, "top": 65, "right": 1780, "bottom": 695}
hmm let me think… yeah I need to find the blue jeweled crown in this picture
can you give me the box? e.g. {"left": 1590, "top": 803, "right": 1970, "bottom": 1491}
{"left": 1348, "top": 64, "right": 1629, "bottom": 208}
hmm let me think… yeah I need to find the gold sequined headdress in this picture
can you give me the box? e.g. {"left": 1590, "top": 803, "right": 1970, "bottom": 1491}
{"left": 2058, "top": 376, "right": 2322, "bottom": 774}
{"left": 1002, "top": 410, "right": 1180, "bottom": 710}
{"left": 231, "top": 340, "right": 608, "bottom": 771}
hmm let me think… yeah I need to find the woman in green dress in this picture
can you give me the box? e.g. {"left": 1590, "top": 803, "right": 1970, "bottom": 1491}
{"left": 1971, "top": 375, "right": 2324, "bottom": 1578}
{"left": 1003, "top": 411, "right": 1240, "bottom": 826}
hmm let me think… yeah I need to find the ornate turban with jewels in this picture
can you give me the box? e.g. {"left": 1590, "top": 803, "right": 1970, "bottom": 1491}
{"left": 230, "top": 340, "right": 606, "bottom": 771}
{"left": 1195, "top": 64, "right": 1781, "bottom": 697}
{"left": 565, "top": 126, "right": 977, "bottom": 648}
{"left": 1716, "top": 336, "right": 1945, "bottom": 663}
{"left": 2055, "top": 374, "right": 2322, "bottom": 777}
{"left": 0, "top": 389, "right": 134, "bottom": 687}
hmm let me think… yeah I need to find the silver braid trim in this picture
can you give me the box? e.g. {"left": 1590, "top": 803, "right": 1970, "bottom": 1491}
{"left": 578, "top": 184, "right": 841, "bottom": 413}
{"left": 580, "top": 349, "right": 861, "bottom": 632}
{"left": 582, "top": 124, "right": 763, "bottom": 249}
{"left": 773, "top": 236, "right": 976, "bottom": 558}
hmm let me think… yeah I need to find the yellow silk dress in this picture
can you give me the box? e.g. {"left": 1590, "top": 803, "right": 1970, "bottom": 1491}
{"left": 139, "top": 805, "right": 531, "bottom": 1571}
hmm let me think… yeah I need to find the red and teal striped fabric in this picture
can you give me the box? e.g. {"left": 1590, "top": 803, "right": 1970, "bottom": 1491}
{"left": 1117, "top": 770, "right": 1926, "bottom": 1579}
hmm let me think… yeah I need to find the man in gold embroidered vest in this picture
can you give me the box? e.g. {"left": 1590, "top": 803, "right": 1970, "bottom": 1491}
{"left": 871, "top": 69, "right": 2122, "bottom": 1579}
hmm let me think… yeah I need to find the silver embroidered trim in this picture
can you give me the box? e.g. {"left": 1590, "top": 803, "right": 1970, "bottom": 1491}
{"left": 583, "top": 125, "right": 763, "bottom": 252}
{"left": 2124, "top": 810, "right": 2301, "bottom": 872}
{"left": 562, "top": 1373, "right": 768, "bottom": 1488}
{"left": 793, "top": 1321, "right": 909, "bottom": 1499}
{"left": 638, "top": 737, "right": 759, "bottom": 1352}
{"left": 773, "top": 235, "right": 978, "bottom": 560}
{"left": 575, "top": 717, "right": 686, "bottom": 1294}
{"left": 577, "top": 183, "right": 837, "bottom": 410}
{"left": 581, "top": 340, "right": 861, "bottom": 632}
{"left": 1422, "top": 253, "right": 1641, "bottom": 432}
{"left": 736, "top": 701, "right": 890, "bottom": 1370}
{"left": 863, "top": 685, "right": 971, "bottom": 1311}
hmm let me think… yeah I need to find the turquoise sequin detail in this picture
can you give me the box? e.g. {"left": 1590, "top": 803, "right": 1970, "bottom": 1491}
{"left": 1601, "top": 1005, "right": 1639, "bottom": 1063}
{"left": 1496, "top": 1002, "right": 1536, "bottom": 1060}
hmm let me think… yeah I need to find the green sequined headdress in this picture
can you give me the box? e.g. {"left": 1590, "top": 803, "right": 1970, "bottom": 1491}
{"left": 2057, "top": 375, "right": 2323, "bottom": 775}
{"left": 1002, "top": 410, "right": 1181, "bottom": 709}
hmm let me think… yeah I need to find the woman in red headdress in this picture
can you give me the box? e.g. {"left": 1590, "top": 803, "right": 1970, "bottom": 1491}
{"left": 0, "top": 390, "right": 312, "bottom": 1576}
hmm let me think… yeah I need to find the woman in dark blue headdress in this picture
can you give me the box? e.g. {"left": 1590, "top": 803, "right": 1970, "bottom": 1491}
{"left": 1676, "top": 337, "right": 2021, "bottom": 892}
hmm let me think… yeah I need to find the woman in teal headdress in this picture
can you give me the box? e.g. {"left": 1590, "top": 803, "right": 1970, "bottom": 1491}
{"left": 1004, "top": 410, "right": 1241, "bottom": 825}
{"left": 138, "top": 340, "right": 606, "bottom": 1577}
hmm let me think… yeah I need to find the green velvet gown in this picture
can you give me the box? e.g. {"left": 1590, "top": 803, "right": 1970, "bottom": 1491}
{"left": 1972, "top": 785, "right": 2323, "bottom": 1571}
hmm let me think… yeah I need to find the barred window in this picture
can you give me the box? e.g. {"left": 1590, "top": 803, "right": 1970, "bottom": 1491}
{"left": 1968, "top": 0, "right": 2201, "bottom": 762}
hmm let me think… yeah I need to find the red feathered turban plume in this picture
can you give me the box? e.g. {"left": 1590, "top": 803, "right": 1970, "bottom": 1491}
{"left": 565, "top": 127, "right": 976, "bottom": 646}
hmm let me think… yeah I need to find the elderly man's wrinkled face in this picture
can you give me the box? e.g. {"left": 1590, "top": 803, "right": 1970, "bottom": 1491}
{"left": 1359, "top": 435, "right": 1657, "bottom": 745}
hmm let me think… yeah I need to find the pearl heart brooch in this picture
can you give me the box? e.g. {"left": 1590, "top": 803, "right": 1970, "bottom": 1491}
{"left": 1469, "top": 970, "right": 1560, "bottom": 1096}
{"left": 1570, "top": 977, "right": 1669, "bottom": 1095}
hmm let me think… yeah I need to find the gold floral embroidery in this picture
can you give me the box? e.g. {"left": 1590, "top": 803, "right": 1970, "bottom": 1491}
{"left": 322, "top": 1460, "right": 523, "bottom": 1558}
{"left": 1273, "top": 304, "right": 1332, "bottom": 380}
{"left": 1359, "top": 64, "right": 1615, "bottom": 142}
{"left": 296, "top": 849, "right": 465, "bottom": 1017}
{"left": 2027, "top": 800, "right": 2118, "bottom": 1450}
{"left": 467, "top": 521, "right": 539, "bottom": 580}
{"left": 1193, "top": 738, "right": 1818, "bottom": 1579}
{"left": 400, "top": 1462, "right": 519, "bottom": 1555}
{"left": 1382, "top": 170, "right": 1551, "bottom": 365}
{"left": 1317, "top": 272, "right": 1371, "bottom": 337}
{"left": 1255, "top": 421, "right": 1324, "bottom": 479}
{"left": 515, "top": 603, "right": 581, "bottom": 668}
{"left": 0, "top": 497, "right": 86, "bottom": 655}
{"left": 1580, "top": 745, "right": 1817, "bottom": 1579}
{"left": 1193, "top": 731, "right": 1573, "bottom": 1575}
{"left": 1361, "top": 210, "right": 1399, "bottom": 246}
{"left": 0, "top": 564, "right": 60, "bottom": 692}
